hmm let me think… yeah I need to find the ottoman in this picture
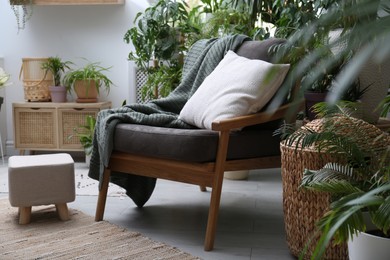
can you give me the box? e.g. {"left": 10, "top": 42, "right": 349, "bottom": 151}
{"left": 8, "top": 153, "right": 75, "bottom": 224}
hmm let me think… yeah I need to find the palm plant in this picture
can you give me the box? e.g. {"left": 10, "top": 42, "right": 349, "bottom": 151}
{"left": 282, "top": 106, "right": 390, "bottom": 259}
{"left": 41, "top": 56, "right": 73, "bottom": 87}
{"left": 378, "top": 92, "right": 390, "bottom": 117}
{"left": 272, "top": 0, "right": 388, "bottom": 107}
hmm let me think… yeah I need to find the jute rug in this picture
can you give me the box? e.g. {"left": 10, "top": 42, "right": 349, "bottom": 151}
{"left": 0, "top": 199, "right": 200, "bottom": 260}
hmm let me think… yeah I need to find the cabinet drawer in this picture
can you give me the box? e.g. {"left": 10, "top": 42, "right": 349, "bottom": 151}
{"left": 14, "top": 107, "right": 58, "bottom": 149}
{"left": 58, "top": 108, "right": 99, "bottom": 149}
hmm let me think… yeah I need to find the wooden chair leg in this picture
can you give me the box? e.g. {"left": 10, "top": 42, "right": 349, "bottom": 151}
{"left": 56, "top": 203, "right": 70, "bottom": 221}
{"left": 204, "top": 169, "right": 225, "bottom": 251}
{"left": 204, "top": 131, "right": 230, "bottom": 251}
{"left": 95, "top": 167, "right": 111, "bottom": 221}
{"left": 19, "top": 206, "right": 32, "bottom": 225}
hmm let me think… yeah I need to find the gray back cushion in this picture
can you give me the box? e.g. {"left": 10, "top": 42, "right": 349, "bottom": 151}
{"left": 236, "top": 38, "right": 286, "bottom": 62}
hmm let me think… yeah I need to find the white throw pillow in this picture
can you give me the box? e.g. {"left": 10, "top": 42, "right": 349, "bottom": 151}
{"left": 179, "top": 50, "right": 290, "bottom": 129}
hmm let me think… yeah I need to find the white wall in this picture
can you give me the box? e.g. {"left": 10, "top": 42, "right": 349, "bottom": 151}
{"left": 0, "top": 0, "right": 149, "bottom": 155}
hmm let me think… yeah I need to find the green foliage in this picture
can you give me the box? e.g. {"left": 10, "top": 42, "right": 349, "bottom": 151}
{"left": 199, "top": 0, "right": 223, "bottom": 13}
{"left": 272, "top": 0, "right": 387, "bottom": 106}
{"left": 378, "top": 93, "right": 390, "bottom": 117}
{"left": 124, "top": 0, "right": 194, "bottom": 71}
{"left": 309, "top": 183, "right": 390, "bottom": 259}
{"left": 41, "top": 56, "right": 73, "bottom": 86}
{"left": 10, "top": 0, "right": 33, "bottom": 32}
{"left": 124, "top": 0, "right": 200, "bottom": 101}
{"left": 69, "top": 116, "right": 96, "bottom": 155}
{"left": 202, "top": 8, "right": 253, "bottom": 37}
{"left": 141, "top": 63, "right": 182, "bottom": 100}
{"left": 63, "top": 61, "right": 113, "bottom": 95}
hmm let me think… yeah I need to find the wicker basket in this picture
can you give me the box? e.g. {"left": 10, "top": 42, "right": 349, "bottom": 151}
{"left": 20, "top": 58, "right": 53, "bottom": 102}
{"left": 281, "top": 143, "right": 348, "bottom": 259}
{"left": 281, "top": 116, "right": 390, "bottom": 259}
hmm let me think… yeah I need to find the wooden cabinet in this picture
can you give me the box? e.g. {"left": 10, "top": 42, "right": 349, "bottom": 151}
{"left": 13, "top": 102, "right": 111, "bottom": 154}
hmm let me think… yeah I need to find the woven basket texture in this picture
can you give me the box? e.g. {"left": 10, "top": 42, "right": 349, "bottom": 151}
{"left": 61, "top": 110, "right": 96, "bottom": 145}
{"left": 302, "top": 115, "right": 390, "bottom": 152}
{"left": 19, "top": 111, "right": 55, "bottom": 145}
{"left": 281, "top": 115, "right": 390, "bottom": 259}
{"left": 21, "top": 58, "right": 53, "bottom": 102}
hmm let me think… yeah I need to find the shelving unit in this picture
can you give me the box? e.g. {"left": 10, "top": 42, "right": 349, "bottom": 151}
{"left": 31, "top": 0, "right": 124, "bottom": 5}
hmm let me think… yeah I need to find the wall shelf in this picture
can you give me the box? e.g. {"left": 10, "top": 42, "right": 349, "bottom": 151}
{"left": 29, "top": 0, "right": 125, "bottom": 5}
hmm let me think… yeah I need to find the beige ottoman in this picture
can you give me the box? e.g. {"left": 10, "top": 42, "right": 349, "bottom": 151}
{"left": 8, "top": 153, "right": 75, "bottom": 224}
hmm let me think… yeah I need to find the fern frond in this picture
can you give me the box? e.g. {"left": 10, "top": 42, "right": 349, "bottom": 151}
{"left": 300, "top": 163, "right": 368, "bottom": 197}
{"left": 372, "top": 189, "right": 390, "bottom": 234}
{"left": 311, "top": 186, "right": 388, "bottom": 258}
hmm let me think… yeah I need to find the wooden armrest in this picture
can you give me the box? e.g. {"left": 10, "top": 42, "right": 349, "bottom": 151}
{"left": 211, "top": 101, "right": 304, "bottom": 131}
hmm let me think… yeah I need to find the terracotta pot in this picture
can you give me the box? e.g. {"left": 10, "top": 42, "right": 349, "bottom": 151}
{"left": 49, "top": 86, "right": 67, "bottom": 103}
{"left": 74, "top": 80, "right": 99, "bottom": 103}
{"left": 304, "top": 91, "right": 327, "bottom": 120}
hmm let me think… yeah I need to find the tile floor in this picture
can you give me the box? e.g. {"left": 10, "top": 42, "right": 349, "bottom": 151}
{"left": 0, "top": 156, "right": 295, "bottom": 260}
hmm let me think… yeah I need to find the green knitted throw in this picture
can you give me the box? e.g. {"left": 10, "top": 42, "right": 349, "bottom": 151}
{"left": 88, "top": 35, "right": 249, "bottom": 207}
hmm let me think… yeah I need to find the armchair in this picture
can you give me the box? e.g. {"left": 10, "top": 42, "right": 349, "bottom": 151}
{"left": 92, "top": 37, "right": 301, "bottom": 251}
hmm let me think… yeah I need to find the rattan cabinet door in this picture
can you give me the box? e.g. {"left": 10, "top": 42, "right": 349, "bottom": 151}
{"left": 58, "top": 108, "right": 98, "bottom": 150}
{"left": 13, "top": 107, "right": 58, "bottom": 150}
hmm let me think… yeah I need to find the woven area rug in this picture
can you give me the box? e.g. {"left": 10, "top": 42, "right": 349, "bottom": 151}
{"left": 0, "top": 199, "right": 200, "bottom": 260}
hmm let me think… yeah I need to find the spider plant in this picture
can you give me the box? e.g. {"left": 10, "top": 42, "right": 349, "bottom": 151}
{"left": 63, "top": 61, "right": 113, "bottom": 95}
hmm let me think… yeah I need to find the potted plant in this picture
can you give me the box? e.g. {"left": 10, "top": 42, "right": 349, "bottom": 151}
{"left": 282, "top": 105, "right": 390, "bottom": 259}
{"left": 69, "top": 115, "right": 96, "bottom": 166}
{"left": 41, "top": 56, "right": 73, "bottom": 103}
{"left": 63, "top": 61, "right": 113, "bottom": 103}
{"left": 124, "top": 0, "right": 201, "bottom": 101}
{"left": 0, "top": 66, "right": 11, "bottom": 110}
{"left": 9, "top": 0, "right": 33, "bottom": 32}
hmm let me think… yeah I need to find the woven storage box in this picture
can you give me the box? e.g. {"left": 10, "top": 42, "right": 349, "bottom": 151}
{"left": 281, "top": 115, "right": 390, "bottom": 260}
{"left": 20, "top": 58, "right": 53, "bottom": 102}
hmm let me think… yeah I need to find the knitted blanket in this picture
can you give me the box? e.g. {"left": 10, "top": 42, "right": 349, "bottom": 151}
{"left": 88, "top": 34, "right": 249, "bottom": 207}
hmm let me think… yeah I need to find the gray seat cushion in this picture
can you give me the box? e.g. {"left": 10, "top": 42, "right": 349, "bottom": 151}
{"left": 114, "top": 122, "right": 281, "bottom": 163}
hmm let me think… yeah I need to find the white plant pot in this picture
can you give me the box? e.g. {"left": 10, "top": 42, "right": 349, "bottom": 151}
{"left": 348, "top": 231, "right": 390, "bottom": 260}
{"left": 224, "top": 170, "right": 249, "bottom": 180}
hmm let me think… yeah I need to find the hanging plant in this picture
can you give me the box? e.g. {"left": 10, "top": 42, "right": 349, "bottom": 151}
{"left": 10, "top": 0, "right": 33, "bottom": 32}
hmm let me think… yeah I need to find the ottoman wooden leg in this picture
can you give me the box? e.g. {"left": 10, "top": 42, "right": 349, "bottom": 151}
{"left": 19, "top": 206, "right": 32, "bottom": 225}
{"left": 56, "top": 203, "right": 69, "bottom": 221}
